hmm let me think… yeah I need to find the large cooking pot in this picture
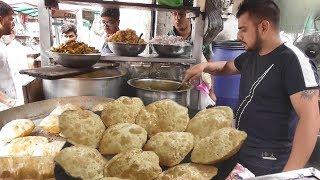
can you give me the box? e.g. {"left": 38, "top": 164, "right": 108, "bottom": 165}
{"left": 43, "top": 68, "right": 126, "bottom": 99}
{"left": 127, "top": 78, "right": 192, "bottom": 106}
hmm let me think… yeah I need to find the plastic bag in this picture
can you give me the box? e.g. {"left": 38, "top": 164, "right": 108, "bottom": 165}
{"left": 226, "top": 163, "right": 255, "bottom": 180}
{"left": 197, "top": 82, "right": 215, "bottom": 110}
{"left": 157, "top": 0, "right": 182, "bottom": 7}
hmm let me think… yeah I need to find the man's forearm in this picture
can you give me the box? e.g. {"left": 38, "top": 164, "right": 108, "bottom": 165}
{"left": 204, "top": 61, "right": 226, "bottom": 74}
{"left": 283, "top": 116, "right": 319, "bottom": 171}
{"left": 204, "top": 61, "right": 239, "bottom": 76}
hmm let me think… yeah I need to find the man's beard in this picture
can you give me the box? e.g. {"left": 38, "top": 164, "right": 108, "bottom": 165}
{"left": 175, "top": 21, "right": 189, "bottom": 32}
{"left": 177, "top": 24, "right": 188, "bottom": 31}
{"left": 252, "top": 28, "right": 262, "bottom": 52}
{"left": 246, "top": 29, "right": 263, "bottom": 52}
{"left": 3, "top": 26, "right": 12, "bottom": 35}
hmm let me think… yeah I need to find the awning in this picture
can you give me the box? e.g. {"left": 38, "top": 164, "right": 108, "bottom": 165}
{"left": 10, "top": 2, "right": 38, "bottom": 17}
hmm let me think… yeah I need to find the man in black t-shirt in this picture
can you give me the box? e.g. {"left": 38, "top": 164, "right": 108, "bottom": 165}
{"left": 183, "top": 0, "right": 320, "bottom": 177}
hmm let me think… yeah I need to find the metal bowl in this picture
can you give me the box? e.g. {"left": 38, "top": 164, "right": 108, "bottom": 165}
{"left": 127, "top": 78, "right": 192, "bottom": 106}
{"left": 108, "top": 42, "right": 146, "bottom": 57}
{"left": 43, "top": 68, "right": 126, "bottom": 100}
{"left": 152, "top": 44, "right": 192, "bottom": 57}
{"left": 49, "top": 52, "right": 101, "bottom": 68}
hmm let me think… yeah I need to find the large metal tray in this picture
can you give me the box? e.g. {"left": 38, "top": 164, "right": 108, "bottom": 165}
{"left": 0, "top": 96, "right": 113, "bottom": 179}
{"left": 250, "top": 168, "right": 320, "bottom": 180}
{"left": 0, "top": 96, "right": 113, "bottom": 127}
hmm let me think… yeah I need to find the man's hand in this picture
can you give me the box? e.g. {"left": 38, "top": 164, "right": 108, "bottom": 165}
{"left": 182, "top": 63, "right": 208, "bottom": 84}
{"left": 182, "top": 60, "right": 240, "bottom": 84}
{"left": 284, "top": 89, "right": 320, "bottom": 171}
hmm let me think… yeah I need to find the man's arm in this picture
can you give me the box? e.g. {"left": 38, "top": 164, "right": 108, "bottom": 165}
{"left": 205, "top": 61, "right": 240, "bottom": 75}
{"left": 182, "top": 60, "right": 239, "bottom": 84}
{"left": 284, "top": 89, "right": 320, "bottom": 171}
{"left": 0, "top": 91, "right": 15, "bottom": 107}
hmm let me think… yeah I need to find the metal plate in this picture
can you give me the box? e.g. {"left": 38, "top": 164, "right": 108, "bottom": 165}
{"left": 19, "top": 63, "right": 119, "bottom": 80}
{"left": 249, "top": 168, "right": 320, "bottom": 180}
{"left": 0, "top": 96, "right": 114, "bottom": 127}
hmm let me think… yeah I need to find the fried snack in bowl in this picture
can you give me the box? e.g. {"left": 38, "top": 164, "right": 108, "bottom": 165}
{"left": 50, "top": 41, "right": 100, "bottom": 68}
{"left": 51, "top": 40, "right": 99, "bottom": 54}
{"left": 108, "top": 29, "right": 145, "bottom": 44}
{"left": 107, "top": 29, "right": 146, "bottom": 56}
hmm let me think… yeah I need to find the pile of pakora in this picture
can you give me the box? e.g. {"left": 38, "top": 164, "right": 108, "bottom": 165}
{"left": 51, "top": 40, "right": 99, "bottom": 54}
{"left": 108, "top": 29, "right": 145, "bottom": 44}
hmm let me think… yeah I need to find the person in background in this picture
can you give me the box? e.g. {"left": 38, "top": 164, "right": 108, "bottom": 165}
{"left": 2, "top": 31, "right": 34, "bottom": 107}
{"left": 100, "top": 7, "right": 120, "bottom": 55}
{"left": 0, "top": 1, "right": 16, "bottom": 111}
{"left": 183, "top": 0, "right": 320, "bottom": 177}
{"left": 168, "top": 9, "right": 213, "bottom": 60}
{"left": 168, "top": 9, "right": 216, "bottom": 102}
{"left": 61, "top": 23, "right": 77, "bottom": 42}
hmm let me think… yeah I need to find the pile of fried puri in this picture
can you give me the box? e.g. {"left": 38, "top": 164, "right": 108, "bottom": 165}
{"left": 0, "top": 96, "right": 247, "bottom": 180}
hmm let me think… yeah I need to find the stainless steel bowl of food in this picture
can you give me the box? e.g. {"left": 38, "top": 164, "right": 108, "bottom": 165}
{"left": 127, "top": 78, "right": 192, "bottom": 106}
{"left": 108, "top": 42, "right": 146, "bottom": 57}
{"left": 50, "top": 41, "right": 101, "bottom": 68}
{"left": 49, "top": 52, "right": 101, "bottom": 68}
{"left": 152, "top": 44, "right": 192, "bottom": 57}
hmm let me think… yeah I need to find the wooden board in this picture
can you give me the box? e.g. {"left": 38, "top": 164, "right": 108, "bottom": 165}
{"left": 19, "top": 63, "right": 118, "bottom": 80}
{"left": 22, "top": 78, "right": 44, "bottom": 104}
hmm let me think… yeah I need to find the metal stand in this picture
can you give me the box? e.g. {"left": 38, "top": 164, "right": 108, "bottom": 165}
{"left": 38, "top": 0, "right": 53, "bottom": 66}
{"left": 39, "top": 0, "right": 205, "bottom": 110}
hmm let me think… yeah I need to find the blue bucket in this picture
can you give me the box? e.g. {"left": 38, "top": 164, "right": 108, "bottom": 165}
{"left": 211, "top": 41, "right": 245, "bottom": 111}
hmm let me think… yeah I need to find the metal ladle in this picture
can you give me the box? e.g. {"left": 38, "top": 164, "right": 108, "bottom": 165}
{"left": 176, "top": 83, "right": 185, "bottom": 91}
{"left": 137, "top": 33, "right": 143, "bottom": 44}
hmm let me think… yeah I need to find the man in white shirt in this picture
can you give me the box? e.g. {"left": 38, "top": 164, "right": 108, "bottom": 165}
{"left": 0, "top": 1, "right": 16, "bottom": 111}
{"left": 1, "top": 32, "right": 34, "bottom": 107}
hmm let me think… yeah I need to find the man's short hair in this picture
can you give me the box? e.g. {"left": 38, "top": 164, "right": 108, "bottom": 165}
{"left": 61, "top": 23, "right": 77, "bottom": 35}
{"left": 0, "top": 1, "right": 14, "bottom": 17}
{"left": 236, "top": 0, "right": 280, "bottom": 28}
{"left": 101, "top": 7, "right": 120, "bottom": 20}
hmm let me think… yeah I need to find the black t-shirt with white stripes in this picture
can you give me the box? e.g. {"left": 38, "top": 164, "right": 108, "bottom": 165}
{"left": 234, "top": 43, "right": 319, "bottom": 150}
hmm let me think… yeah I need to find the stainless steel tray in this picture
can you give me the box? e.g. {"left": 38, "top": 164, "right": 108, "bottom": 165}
{"left": 250, "top": 168, "right": 320, "bottom": 180}
{"left": 0, "top": 96, "right": 113, "bottom": 179}
{"left": 0, "top": 96, "right": 113, "bottom": 127}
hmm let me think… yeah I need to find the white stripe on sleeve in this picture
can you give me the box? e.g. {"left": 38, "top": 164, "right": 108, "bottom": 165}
{"left": 285, "top": 43, "right": 318, "bottom": 88}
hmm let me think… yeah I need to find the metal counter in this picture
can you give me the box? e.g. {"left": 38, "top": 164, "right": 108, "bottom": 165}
{"left": 250, "top": 168, "right": 320, "bottom": 180}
